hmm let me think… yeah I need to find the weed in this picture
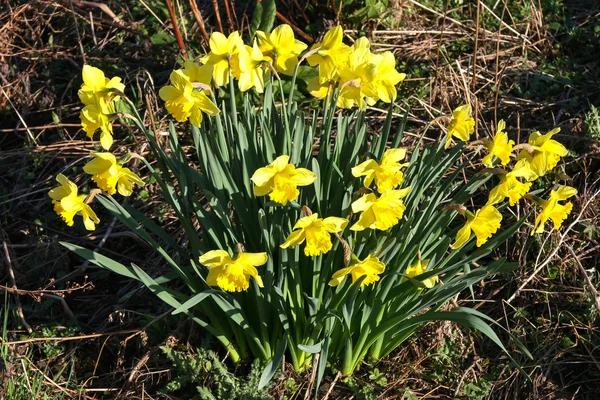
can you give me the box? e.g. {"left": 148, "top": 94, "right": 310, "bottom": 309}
{"left": 160, "top": 344, "right": 273, "bottom": 399}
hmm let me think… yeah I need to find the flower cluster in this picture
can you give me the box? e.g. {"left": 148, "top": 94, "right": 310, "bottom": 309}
{"left": 207, "top": 148, "right": 414, "bottom": 292}
{"left": 49, "top": 68, "right": 145, "bottom": 230}
{"left": 443, "top": 105, "right": 575, "bottom": 248}
{"left": 307, "top": 27, "right": 406, "bottom": 109}
{"left": 78, "top": 65, "right": 124, "bottom": 150}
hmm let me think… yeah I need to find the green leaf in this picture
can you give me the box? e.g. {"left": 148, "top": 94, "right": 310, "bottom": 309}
{"left": 259, "top": 0, "right": 276, "bottom": 37}
{"left": 60, "top": 242, "right": 138, "bottom": 281}
{"left": 258, "top": 339, "right": 287, "bottom": 389}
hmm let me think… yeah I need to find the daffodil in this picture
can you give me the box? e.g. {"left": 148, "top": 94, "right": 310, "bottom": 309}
{"left": 159, "top": 70, "right": 220, "bottom": 127}
{"left": 528, "top": 128, "right": 568, "bottom": 169}
{"left": 307, "top": 25, "right": 351, "bottom": 83}
{"left": 181, "top": 61, "right": 213, "bottom": 84}
{"left": 200, "top": 31, "right": 243, "bottom": 86}
{"left": 350, "top": 187, "right": 410, "bottom": 231}
{"left": 451, "top": 205, "right": 502, "bottom": 249}
{"left": 48, "top": 174, "right": 99, "bottom": 230}
{"left": 517, "top": 128, "right": 567, "bottom": 179}
{"left": 80, "top": 98, "right": 115, "bottom": 150}
{"left": 532, "top": 185, "right": 577, "bottom": 234}
{"left": 280, "top": 214, "right": 348, "bottom": 256}
{"left": 251, "top": 155, "right": 316, "bottom": 205}
{"left": 336, "top": 38, "right": 378, "bottom": 109}
{"left": 487, "top": 176, "right": 531, "bottom": 207}
{"left": 445, "top": 104, "right": 475, "bottom": 149}
{"left": 83, "top": 152, "right": 144, "bottom": 196}
{"left": 199, "top": 249, "right": 267, "bottom": 292}
{"left": 352, "top": 148, "right": 408, "bottom": 192}
{"left": 486, "top": 159, "right": 534, "bottom": 206}
{"left": 405, "top": 259, "right": 438, "bottom": 289}
{"left": 256, "top": 24, "right": 307, "bottom": 75}
{"left": 329, "top": 254, "right": 385, "bottom": 287}
{"left": 78, "top": 65, "right": 125, "bottom": 106}
{"left": 231, "top": 41, "right": 271, "bottom": 93}
{"left": 482, "top": 120, "right": 514, "bottom": 167}
{"left": 365, "top": 51, "right": 406, "bottom": 103}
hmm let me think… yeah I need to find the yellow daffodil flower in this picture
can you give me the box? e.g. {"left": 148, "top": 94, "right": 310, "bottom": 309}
{"left": 78, "top": 65, "right": 125, "bottom": 106}
{"left": 256, "top": 24, "right": 307, "bottom": 75}
{"left": 200, "top": 31, "right": 243, "bottom": 86}
{"left": 366, "top": 51, "right": 406, "bottom": 103}
{"left": 307, "top": 26, "right": 351, "bottom": 83}
{"left": 280, "top": 214, "right": 348, "bottom": 256}
{"left": 486, "top": 159, "right": 534, "bottom": 206}
{"left": 517, "top": 128, "right": 567, "bottom": 179}
{"left": 350, "top": 187, "right": 410, "bottom": 231}
{"left": 83, "top": 152, "right": 144, "bottom": 196}
{"left": 352, "top": 148, "right": 408, "bottom": 192}
{"left": 231, "top": 41, "right": 271, "bottom": 93}
{"left": 181, "top": 61, "right": 213, "bottom": 84}
{"left": 445, "top": 104, "right": 475, "bottom": 149}
{"left": 482, "top": 120, "right": 514, "bottom": 167}
{"left": 159, "top": 70, "right": 220, "bottom": 127}
{"left": 199, "top": 249, "right": 267, "bottom": 292}
{"left": 336, "top": 38, "right": 377, "bottom": 109}
{"left": 528, "top": 128, "right": 568, "bottom": 169}
{"left": 405, "top": 259, "right": 438, "bottom": 289}
{"left": 451, "top": 205, "right": 502, "bottom": 249}
{"left": 80, "top": 98, "right": 115, "bottom": 150}
{"left": 251, "top": 155, "right": 316, "bottom": 205}
{"left": 532, "top": 185, "right": 577, "bottom": 233}
{"left": 329, "top": 254, "right": 385, "bottom": 287}
{"left": 48, "top": 174, "right": 99, "bottom": 230}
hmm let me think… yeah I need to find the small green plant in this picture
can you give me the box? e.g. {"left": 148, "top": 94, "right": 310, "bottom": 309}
{"left": 161, "top": 344, "right": 272, "bottom": 399}
{"left": 584, "top": 105, "right": 600, "bottom": 139}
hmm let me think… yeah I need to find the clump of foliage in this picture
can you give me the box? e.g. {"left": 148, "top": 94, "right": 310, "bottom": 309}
{"left": 161, "top": 344, "right": 272, "bottom": 399}
{"left": 50, "top": 22, "right": 575, "bottom": 394}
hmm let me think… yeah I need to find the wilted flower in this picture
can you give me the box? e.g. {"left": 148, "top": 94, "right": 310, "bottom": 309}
{"left": 83, "top": 152, "right": 144, "bottom": 196}
{"left": 281, "top": 214, "right": 348, "bottom": 257}
{"left": 350, "top": 187, "right": 410, "bottom": 231}
{"left": 451, "top": 205, "right": 502, "bottom": 249}
{"left": 329, "top": 254, "right": 385, "bottom": 287}
{"left": 199, "top": 250, "right": 267, "bottom": 292}
{"left": 251, "top": 155, "right": 316, "bottom": 205}
{"left": 48, "top": 174, "right": 99, "bottom": 230}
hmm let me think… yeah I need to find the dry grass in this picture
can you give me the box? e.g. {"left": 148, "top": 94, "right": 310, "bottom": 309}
{"left": 1, "top": 0, "right": 600, "bottom": 399}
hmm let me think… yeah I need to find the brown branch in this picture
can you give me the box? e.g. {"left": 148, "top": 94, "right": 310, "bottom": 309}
{"left": 275, "top": 11, "right": 313, "bottom": 44}
{"left": 164, "top": 0, "right": 188, "bottom": 60}
{"left": 223, "top": 0, "right": 235, "bottom": 33}
{"left": 211, "top": 0, "right": 224, "bottom": 33}
{"left": 188, "top": 0, "right": 210, "bottom": 45}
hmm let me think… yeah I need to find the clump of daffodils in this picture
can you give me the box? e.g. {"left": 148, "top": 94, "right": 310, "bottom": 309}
{"left": 55, "top": 24, "right": 575, "bottom": 383}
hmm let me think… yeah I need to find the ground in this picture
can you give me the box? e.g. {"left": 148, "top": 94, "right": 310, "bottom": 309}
{"left": 1, "top": 0, "right": 599, "bottom": 399}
